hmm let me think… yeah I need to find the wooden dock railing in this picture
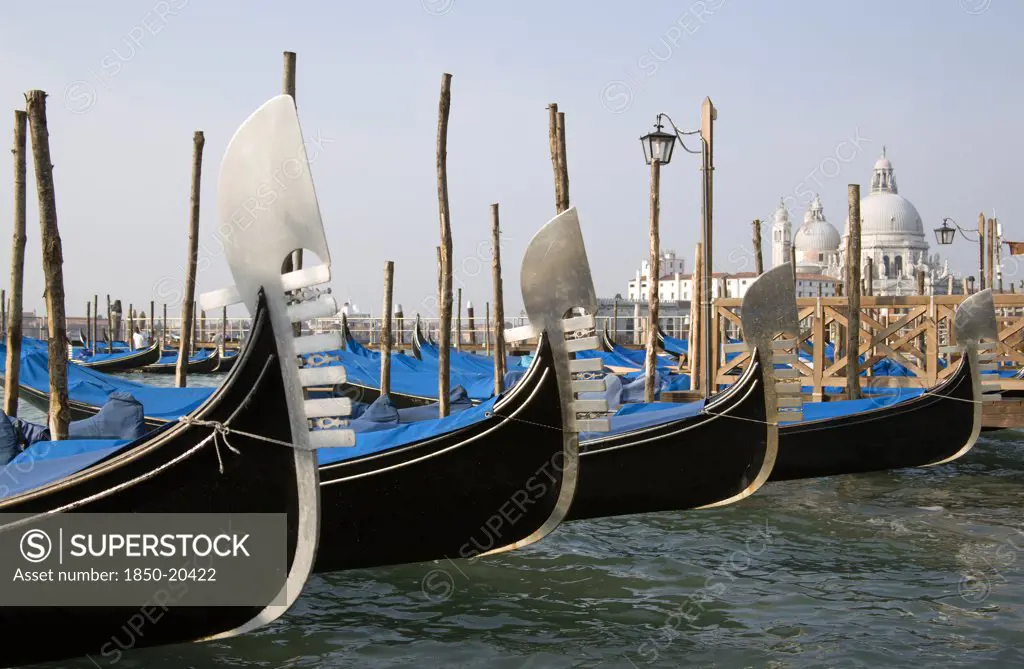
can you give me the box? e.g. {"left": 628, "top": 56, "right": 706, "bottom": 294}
{"left": 711, "top": 294, "right": 1024, "bottom": 398}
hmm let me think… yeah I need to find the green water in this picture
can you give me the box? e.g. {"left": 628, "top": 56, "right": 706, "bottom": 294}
{"left": 15, "top": 376, "right": 1024, "bottom": 668}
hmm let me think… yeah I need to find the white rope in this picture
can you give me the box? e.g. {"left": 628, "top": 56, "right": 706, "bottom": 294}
{"left": 177, "top": 415, "right": 300, "bottom": 473}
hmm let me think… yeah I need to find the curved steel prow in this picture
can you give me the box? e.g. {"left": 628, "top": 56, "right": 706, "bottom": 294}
{"left": 954, "top": 287, "right": 999, "bottom": 402}
{"left": 954, "top": 288, "right": 997, "bottom": 347}
{"left": 196, "top": 94, "right": 352, "bottom": 639}
{"left": 484, "top": 206, "right": 608, "bottom": 556}
{"left": 701, "top": 263, "right": 799, "bottom": 506}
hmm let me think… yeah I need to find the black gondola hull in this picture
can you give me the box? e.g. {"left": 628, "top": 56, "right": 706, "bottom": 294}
{"left": 142, "top": 348, "right": 221, "bottom": 374}
{"left": 315, "top": 336, "right": 568, "bottom": 572}
{"left": 567, "top": 358, "right": 770, "bottom": 521}
{"left": 72, "top": 342, "right": 161, "bottom": 373}
{"left": 0, "top": 295, "right": 313, "bottom": 667}
{"left": 771, "top": 354, "right": 978, "bottom": 481}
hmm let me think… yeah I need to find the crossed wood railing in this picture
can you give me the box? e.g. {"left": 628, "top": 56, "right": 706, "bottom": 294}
{"left": 711, "top": 294, "right": 1024, "bottom": 398}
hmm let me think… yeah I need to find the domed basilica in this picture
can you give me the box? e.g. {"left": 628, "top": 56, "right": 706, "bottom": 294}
{"left": 771, "top": 148, "right": 951, "bottom": 295}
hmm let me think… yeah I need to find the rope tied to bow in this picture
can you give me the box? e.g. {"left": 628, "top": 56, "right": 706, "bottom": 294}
{"left": 177, "top": 415, "right": 300, "bottom": 473}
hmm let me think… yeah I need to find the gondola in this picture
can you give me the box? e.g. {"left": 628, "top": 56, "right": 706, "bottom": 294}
{"left": 142, "top": 346, "right": 221, "bottom": 374}
{"left": 566, "top": 264, "right": 797, "bottom": 521}
{"left": 313, "top": 206, "right": 610, "bottom": 572}
{"left": 216, "top": 348, "right": 239, "bottom": 372}
{"left": 71, "top": 340, "right": 161, "bottom": 372}
{"left": 770, "top": 288, "right": 997, "bottom": 481}
{"left": 0, "top": 94, "right": 338, "bottom": 667}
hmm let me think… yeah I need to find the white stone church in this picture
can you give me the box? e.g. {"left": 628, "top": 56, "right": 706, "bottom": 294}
{"left": 772, "top": 148, "right": 952, "bottom": 295}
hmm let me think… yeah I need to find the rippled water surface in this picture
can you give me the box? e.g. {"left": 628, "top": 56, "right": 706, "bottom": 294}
{"left": 12, "top": 377, "right": 1024, "bottom": 668}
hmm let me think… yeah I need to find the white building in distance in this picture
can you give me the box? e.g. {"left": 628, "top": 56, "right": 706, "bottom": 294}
{"left": 772, "top": 147, "right": 952, "bottom": 295}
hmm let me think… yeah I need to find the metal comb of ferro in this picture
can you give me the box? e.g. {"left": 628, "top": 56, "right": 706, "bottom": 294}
{"left": 561, "top": 313, "right": 610, "bottom": 432}
{"left": 770, "top": 337, "right": 804, "bottom": 423}
{"left": 200, "top": 263, "right": 355, "bottom": 448}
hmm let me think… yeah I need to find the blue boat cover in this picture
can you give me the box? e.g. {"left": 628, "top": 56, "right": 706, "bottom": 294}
{"left": 304, "top": 348, "right": 496, "bottom": 402}
{"left": 1, "top": 345, "right": 213, "bottom": 420}
{"left": 661, "top": 334, "right": 688, "bottom": 357}
{"left": 414, "top": 337, "right": 528, "bottom": 374}
{"left": 580, "top": 399, "right": 706, "bottom": 441}
{"left": 0, "top": 438, "right": 129, "bottom": 499}
{"left": 779, "top": 388, "right": 926, "bottom": 424}
{"left": 318, "top": 395, "right": 499, "bottom": 465}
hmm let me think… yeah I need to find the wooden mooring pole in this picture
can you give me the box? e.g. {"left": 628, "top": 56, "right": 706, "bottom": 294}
{"left": 645, "top": 157, "right": 661, "bottom": 403}
{"left": 978, "top": 212, "right": 986, "bottom": 291}
{"left": 106, "top": 294, "right": 112, "bottom": 349}
{"left": 4, "top": 109, "right": 28, "bottom": 416}
{"left": 752, "top": 219, "right": 763, "bottom": 275}
{"left": 690, "top": 242, "right": 702, "bottom": 388}
{"left": 92, "top": 294, "right": 98, "bottom": 350}
{"left": 455, "top": 287, "right": 462, "bottom": 351}
{"left": 176, "top": 130, "right": 204, "bottom": 388}
{"left": 128, "top": 303, "right": 134, "bottom": 349}
{"left": 987, "top": 217, "right": 995, "bottom": 292}
{"left": 467, "top": 301, "right": 475, "bottom": 345}
{"left": 282, "top": 50, "right": 302, "bottom": 280}
{"left": 556, "top": 111, "right": 569, "bottom": 212}
{"left": 25, "top": 90, "right": 70, "bottom": 438}
{"left": 380, "top": 260, "right": 394, "bottom": 398}
{"left": 491, "top": 202, "right": 506, "bottom": 395}
{"left": 435, "top": 73, "right": 453, "bottom": 417}
{"left": 547, "top": 103, "right": 561, "bottom": 212}
{"left": 484, "top": 301, "right": 490, "bottom": 357}
{"left": 845, "top": 184, "right": 862, "bottom": 401}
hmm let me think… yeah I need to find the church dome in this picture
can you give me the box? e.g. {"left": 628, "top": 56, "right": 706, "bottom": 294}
{"left": 794, "top": 194, "right": 841, "bottom": 252}
{"left": 859, "top": 192, "right": 923, "bottom": 236}
{"left": 845, "top": 147, "right": 924, "bottom": 238}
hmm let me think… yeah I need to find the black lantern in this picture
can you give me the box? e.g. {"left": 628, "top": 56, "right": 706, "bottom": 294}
{"left": 968, "top": 276, "right": 976, "bottom": 292}
{"left": 640, "top": 116, "right": 676, "bottom": 165}
{"left": 934, "top": 219, "right": 956, "bottom": 245}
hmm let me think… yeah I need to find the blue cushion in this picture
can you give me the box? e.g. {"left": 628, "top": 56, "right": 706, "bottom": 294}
{"left": 0, "top": 410, "right": 21, "bottom": 465}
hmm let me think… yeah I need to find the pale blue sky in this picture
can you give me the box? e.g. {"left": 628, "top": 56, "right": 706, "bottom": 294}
{"left": 0, "top": 0, "right": 1020, "bottom": 318}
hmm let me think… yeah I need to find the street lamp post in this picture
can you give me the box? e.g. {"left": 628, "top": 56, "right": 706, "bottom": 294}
{"left": 639, "top": 119, "right": 676, "bottom": 402}
{"left": 642, "top": 103, "right": 716, "bottom": 398}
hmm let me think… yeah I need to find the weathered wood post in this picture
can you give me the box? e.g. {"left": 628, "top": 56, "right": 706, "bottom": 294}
{"left": 395, "top": 304, "right": 404, "bottom": 346}
{"left": 690, "top": 242, "right": 702, "bottom": 386}
{"left": 282, "top": 50, "right": 303, "bottom": 277}
{"left": 612, "top": 296, "right": 619, "bottom": 344}
{"left": 435, "top": 73, "right": 454, "bottom": 417}
{"left": 978, "top": 212, "right": 986, "bottom": 290}
{"left": 556, "top": 111, "right": 569, "bottom": 212}
{"left": 484, "top": 302, "right": 490, "bottom": 356}
{"left": 128, "top": 303, "right": 135, "bottom": 349}
{"left": 4, "top": 109, "right": 28, "bottom": 416}
{"left": 162, "top": 303, "right": 167, "bottom": 347}
{"left": 491, "top": 203, "right": 506, "bottom": 395}
{"left": 846, "top": 184, "right": 862, "bottom": 401}
{"left": 948, "top": 275, "right": 954, "bottom": 295}
{"left": 176, "top": 130, "right": 204, "bottom": 388}
{"left": 149, "top": 300, "right": 154, "bottom": 343}
{"left": 380, "top": 260, "right": 394, "bottom": 397}
{"left": 916, "top": 269, "right": 926, "bottom": 295}
{"left": 547, "top": 103, "right": 561, "bottom": 211}
{"left": 996, "top": 218, "right": 1003, "bottom": 293}
{"left": 106, "top": 294, "right": 112, "bottom": 349}
{"left": 752, "top": 219, "right": 763, "bottom": 275}
{"left": 790, "top": 244, "right": 797, "bottom": 289}
{"left": 699, "top": 97, "right": 716, "bottom": 398}
{"left": 92, "top": 295, "right": 98, "bottom": 350}
{"left": 865, "top": 258, "right": 874, "bottom": 296}
{"left": 221, "top": 306, "right": 227, "bottom": 354}
{"left": 467, "top": 301, "right": 475, "bottom": 345}
{"left": 644, "top": 156, "right": 661, "bottom": 403}
{"left": 25, "top": 90, "right": 70, "bottom": 438}
{"left": 987, "top": 217, "right": 995, "bottom": 292}
{"left": 455, "top": 287, "right": 462, "bottom": 351}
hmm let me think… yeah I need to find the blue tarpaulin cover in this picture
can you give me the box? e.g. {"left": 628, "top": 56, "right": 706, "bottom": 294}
{"left": 0, "top": 345, "right": 213, "bottom": 420}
